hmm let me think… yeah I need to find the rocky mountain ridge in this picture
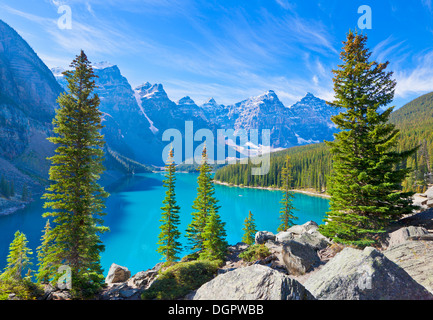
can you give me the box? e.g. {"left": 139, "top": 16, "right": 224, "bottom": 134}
{"left": 0, "top": 20, "right": 63, "bottom": 206}
{"left": 53, "top": 63, "right": 340, "bottom": 163}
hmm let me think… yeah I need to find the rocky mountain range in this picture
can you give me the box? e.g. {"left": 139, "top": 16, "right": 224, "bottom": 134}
{"left": 0, "top": 18, "right": 340, "bottom": 200}
{"left": 53, "top": 65, "right": 340, "bottom": 164}
{"left": 0, "top": 20, "right": 62, "bottom": 198}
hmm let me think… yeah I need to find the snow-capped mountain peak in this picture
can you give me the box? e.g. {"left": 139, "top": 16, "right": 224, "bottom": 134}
{"left": 177, "top": 96, "right": 196, "bottom": 105}
{"left": 92, "top": 61, "right": 115, "bottom": 69}
{"left": 205, "top": 97, "right": 217, "bottom": 105}
{"left": 134, "top": 83, "right": 168, "bottom": 101}
{"left": 50, "top": 67, "right": 66, "bottom": 77}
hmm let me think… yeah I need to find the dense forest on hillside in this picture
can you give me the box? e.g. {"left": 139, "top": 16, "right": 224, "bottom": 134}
{"left": 214, "top": 92, "right": 433, "bottom": 193}
{"left": 105, "top": 146, "right": 153, "bottom": 174}
{"left": 214, "top": 143, "right": 332, "bottom": 191}
{"left": 389, "top": 92, "right": 433, "bottom": 192}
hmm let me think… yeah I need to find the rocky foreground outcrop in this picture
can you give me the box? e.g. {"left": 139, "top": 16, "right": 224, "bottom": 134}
{"left": 192, "top": 265, "right": 314, "bottom": 300}
{"left": 98, "top": 263, "right": 162, "bottom": 300}
{"left": 383, "top": 225, "right": 433, "bottom": 294}
{"left": 95, "top": 206, "right": 433, "bottom": 301}
{"left": 304, "top": 246, "right": 433, "bottom": 300}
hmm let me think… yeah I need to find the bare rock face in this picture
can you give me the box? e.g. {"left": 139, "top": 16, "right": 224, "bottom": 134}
{"left": 286, "top": 221, "right": 319, "bottom": 235}
{"left": 99, "top": 263, "right": 162, "bottom": 300}
{"left": 0, "top": 20, "right": 62, "bottom": 186}
{"left": 275, "top": 231, "right": 294, "bottom": 242}
{"left": 387, "top": 226, "right": 433, "bottom": 248}
{"left": 304, "top": 247, "right": 433, "bottom": 300}
{"left": 255, "top": 231, "right": 276, "bottom": 245}
{"left": 278, "top": 221, "right": 331, "bottom": 250}
{"left": 127, "top": 262, "right": 163, "bottom": 290}
{"left": 192, "top": 265, "right": 315, "bottom": 300}
{"left": 105, "top": 263, "right": 131, "bottom": 284}
{"left": 297, "top": 231, "right": 330, "bottom": 251}
{"left": 282, "top": 240, "right": 321, "bottom": 275}
{"left": 384, "top": 240, "right": 433, "bottom": 294}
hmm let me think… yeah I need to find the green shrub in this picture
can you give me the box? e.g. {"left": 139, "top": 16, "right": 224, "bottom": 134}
{"left": 238, "top": 244, "right": 271, "bottom": 262}
{"left": 141, "top": 260, "right": 222, "bottom": 300}
{"left": 0, "top": 277, "right": 43, "bottom": 300}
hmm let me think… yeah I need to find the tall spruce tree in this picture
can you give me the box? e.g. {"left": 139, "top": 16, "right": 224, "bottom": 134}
{"left": 36, "top": 220, "right": 56, "bottom": 283}
{"left": 1, "top": 231, "right": 33, "bottom": 281}
{"left": 319, "top": 31, "right": 417, "bottom": 246}
{"left": 41, "top": 50, "right": 109, "bottom": 296}
{"left": 242, "top": 211, "right": 257, "bottom": 245}
{"left": 157, "top": 148, "right": 182, "bottom": 264}
{"left": 199, "top": 207, "right": 227, "bottom": 261}
{"left": 278, "top": 156, "right": 297, "bottom": 232}
{"left": 186, "top": 146, "right": 220, "bottom": 252}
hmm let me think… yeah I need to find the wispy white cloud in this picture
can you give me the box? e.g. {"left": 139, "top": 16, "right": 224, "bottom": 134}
{"left": 275, "top": 0, "right": 295, "bottom": 11}
{"left": 371, "top": 35, "right": 433, "bottom": 98}
{"left": 422, "top": 0, "right": 432, "bottom": 10}
{"left": 2, "top": 0, "right": 337, "bottom": 106}
{"left": 394, "top": 50, "right": 433, "bottom": 98}
{"left": 372, "top": 36, "right": 409, "bottom": 66}
{"left": 1, "top": 4, "right": 55, "bottom": 25}
{"left": 1, "top": 3, "right": 158, "bottom": 59}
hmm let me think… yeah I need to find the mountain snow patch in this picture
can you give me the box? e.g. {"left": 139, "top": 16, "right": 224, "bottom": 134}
{"left": 295, "top": 133, "right": 320, "bottom": 145}
{"left": 134, "top": 91, "right": 159, "bottom": 134}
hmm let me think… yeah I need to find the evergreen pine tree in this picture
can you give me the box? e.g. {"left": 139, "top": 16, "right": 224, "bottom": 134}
{"left": 242, "top": 211, "right": 257, "bottom": 245}
{"left": 0, "top": 174, "right": 6, "bottom": 197}
{"left": 278, "top": 156, "right": 297, "bottom": 232}
{"left": 186, "top": 146, "right": 220, "bottom": 252}
{"left": 1, "top": 231, "right": 33, "bottom": 281}
{"left": 319, "top": 31, "right": 418, "bottom": 246}
{"left": 0, "top": 175, "right": 11, "bottom": 199}
{"left": 199, "top": 207, "right": 227, "bottom": 261}
{"left": 21, "top": 184, "right": 29, "bottom": 202}
{"left": 36, "top": 220, "right": 56, "bottom": 283}
{"left": 157, "top": 148, "right": 182, "bottom": 264}
{"left": 41, "top": 50, "right": 109, "bottom": 296}
{"left": 9, "top": 180, "right": 14, "bottom": 198}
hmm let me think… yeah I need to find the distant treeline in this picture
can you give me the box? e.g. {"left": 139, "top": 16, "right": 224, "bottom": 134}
{"left": 0, "top": 174, "right": 15, "bottom": 198}
{"left": 0, "top": 174, "right": 30, "bottom": 201}
{"left": 214, "top": 92, "right": 433, "bottom": 193}
{"left": 214, "top": 143, "right": 332, "bottom": 191}
{"left": 105, "top": 146, "right": 153, "bottom": 174}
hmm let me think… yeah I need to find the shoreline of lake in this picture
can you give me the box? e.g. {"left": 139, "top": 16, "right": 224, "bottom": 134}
{"left": 0, "top": 173, "right": 331, "bottom": 275}
{"left": 213, "top": 180, "right": 331, "bottom": 199}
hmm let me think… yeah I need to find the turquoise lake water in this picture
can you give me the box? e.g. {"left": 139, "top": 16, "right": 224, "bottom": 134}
{"left": 0, "top": 173, "right": 329, "bottom": 276}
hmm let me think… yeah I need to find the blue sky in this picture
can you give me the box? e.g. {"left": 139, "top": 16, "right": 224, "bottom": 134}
{"left": 1, "top": 0, "right": 433, "bottom": 108}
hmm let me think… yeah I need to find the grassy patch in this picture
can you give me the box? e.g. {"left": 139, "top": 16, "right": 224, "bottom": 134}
{"left": 141, "top": 259, "right": 222, "bottom": 300}
{"left": 238, "top": 244, "right": 271, "bottom": 262}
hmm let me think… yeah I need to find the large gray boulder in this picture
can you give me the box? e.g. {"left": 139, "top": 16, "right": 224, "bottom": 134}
{"left": 127, "top": 262, "right": 163, "bottom": 289}
{"left": 255, "top": 231, "right": 276, "bottom": 244}
{"left": 297, "top": 231, "right": 330, "bottom": 251}
{"left": 275, "top": 231, "right": 294, "bottom": 242}
{"left": 286, "top": 221, "right": 319, "bottom": 235}
{"left": 192, "top": 265, "right": 315, "bottom": 300}
{"left": 384, "top": 240, "right": 433, "bottom": 294}
{"left": 304, "top": 247, "right": 433, "bottom": 300}
{"left": 100, "top": 283, "right": 141, "bottom": 300}
{"left": 105, "top": 263, "right": 131, "bottom": 284}
{"left": 282, "top": 240, "right": 321, "bottom": 275}
{"left": 387, "top": 226, "right": 432, "bottom": 248}
{"left": 426, "top": 185, "right": 433, "bottom": 199}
